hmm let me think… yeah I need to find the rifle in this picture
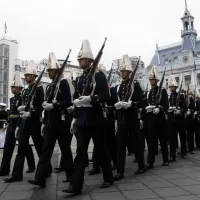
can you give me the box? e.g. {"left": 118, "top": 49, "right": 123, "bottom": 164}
{"left": 82, "top": 38, "right": 107, "bottom": 96}
{"left": 46, "top": 49, "right": 72, "bottom": 103}
{"left": 155, "top": 68, "right": 166, "bottom": 108}
{"left": 186, "top": 84, "right": 190, "bottom": 107}
{"left": 123, "top": 56, "right": 141, "bottom": 102}
{"left": 24, "top": 65, "right": 46, "bottom": 112}
{"left": 176, "top": 79, "right": 183, "bottom": 109}
{"left": 107, "top": 63, "right": 113, "bottom": 85}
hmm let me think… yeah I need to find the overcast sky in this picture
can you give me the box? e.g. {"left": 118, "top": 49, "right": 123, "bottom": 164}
{"left": 1, "top": 0, "right": 200, "bottom": 69}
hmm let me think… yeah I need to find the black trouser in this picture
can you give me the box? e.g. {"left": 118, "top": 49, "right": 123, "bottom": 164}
{"left": 71, "top": 125, "right": 113, "bottom": 191}
{"left": 117, "top": 121, "right": 145, "bottom": 174}
{"left": 186, "top": 115, "right": 195, "bottom": 152}
{"left": 58, "top": 134, "right": 73, "bottom": 169}
{"left": 12, "top": 118, "right": 43, "bottom": 179}
{"left": 194, "top": 117, "right": 200, "bottom": 149}
{"left": 35, "top": 120, "right": 73, "bottom": 181}
{"left": 0, "top": 120, "right": 35, "bottom": 173}
{"left": 168, "top": 113, "right": 178, "bottom": 159}
{"left": 146, "top": 112, "right": 168, "bottom": 164}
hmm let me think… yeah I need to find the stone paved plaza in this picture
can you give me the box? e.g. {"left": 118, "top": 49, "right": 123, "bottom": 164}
{"left": 1, "top": 138, "right": 200, "bottom": 200}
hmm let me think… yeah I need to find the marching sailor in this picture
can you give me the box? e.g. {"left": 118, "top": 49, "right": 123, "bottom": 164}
{"left": 0, "top": 72, "right": 35, "bottom": 176}
{"left": 63, "top": 40, "right": 113, "bottom": 195}
{"left": 4, "top": 61, "right": 44, "bottom": 182}
{"left": 113, "top": 55, "right": 145, "bottom": 181}
{"left": 145, "top": 65, "right": 169, "bottom": 170}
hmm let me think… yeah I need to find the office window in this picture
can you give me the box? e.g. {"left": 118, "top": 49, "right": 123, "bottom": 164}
{"left": 15, "top": 65, "right": 20, "bottom": 71}
{"left": 3, "top": 59, "right": 8, "bottom": 69}
{"left": 4, "top": 47, "right": 9, "bottom": 57}
{"left": 3, "top": 84, "right": 7, "bottom": 95}
{"left": 3, "top": 97, "right": 7, "bottom": 104}
{"left": 0, "top": 46, "right": 3, "bottom": 56}
{"left": 3, "top": 71, "right": 7, "bottom": 82}
{"left": 0, "top": 58, "right": 2, "bottom": 69}
{"left": 197, "top": 74, "right": 200, "bottom": 85}
{"left": 175, "top": 77, "right": 180, "bottom": 85}
{"left": 185, "top": 75, "right": 191, "bottom": 86}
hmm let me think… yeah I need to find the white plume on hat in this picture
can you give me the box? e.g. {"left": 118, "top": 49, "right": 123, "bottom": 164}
{"left": 149, "top": 65, "right": 159, "bottom": 80}
{"left": 120, "top": 55, "right": 132, "bottom": 71}
{"left": 169, "top": 74, "right": 178, "bottom": 87}
{"left": 24, "top": 60, "right": 38, "bottom": 76}
{"left": 0, "top": 103, "right": 6, "bottom": 107}
{"left": 11, "top": 71, "right": 24, "bottom": 88}
{"left": 47, "top": 52, "right": 60, "bottom": 70}
{"left": 77, "top": 40, "right": 94, "bottom": 60}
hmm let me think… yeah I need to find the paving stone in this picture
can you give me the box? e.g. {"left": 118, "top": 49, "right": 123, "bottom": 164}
{"left": 5, "top": 184, "right": 35, "bottom": 191}
{"left": 84, "top": 179, "right": 103, "bottom": 186}
{"left": 87, "top": 185, "right": 118, "bottom": 193}
{"left": 165, "top": 195, "right": 200, "bottom": 200}
{"left": 182, "top": 184, "right": 200, "bottom": 195}
{"left": 152, "top": 187, "right": 190, "bottom": 197}
{"left": 122, "top": 189, "right": 159, "bottom": 200}
{"left": 159, "top": 173, "right": 187, "bottom": 180}
{"left": 143, "top": 179, "right": 175, "bottom": 188}
{"left": 91, "top": 192, "right": 126, "bottom": 200}
{"left": 168, "top": 178, "right": 200, "bottom": 186}
{"left": 0, "top": 191, "right": 32, "bottom": 200}
{"left": 136, "top": 175, "right": 163, "bottom": 182}
{"left": 116, "top": 182, "right": 148, "bottom": 190}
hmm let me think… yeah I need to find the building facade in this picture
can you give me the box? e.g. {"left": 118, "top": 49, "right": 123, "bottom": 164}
{"left": 148, "top": 0, "right": 200, "bottom": 92}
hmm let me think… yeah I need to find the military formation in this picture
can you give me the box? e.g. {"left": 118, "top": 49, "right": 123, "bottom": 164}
{"left": 0, "top": 38, "right": 199, "bottom": 196}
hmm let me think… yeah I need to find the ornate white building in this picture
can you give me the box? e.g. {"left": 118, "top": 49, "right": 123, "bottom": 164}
{"left": 148, "top": 0, "right": 200, "bottom": 92}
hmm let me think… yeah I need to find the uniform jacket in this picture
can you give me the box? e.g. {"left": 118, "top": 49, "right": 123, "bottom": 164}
{"left": 73, "top": 69, "right": 109, "bottom": 127}
{"left": 114, "top": 79, "right": 144, "bottom": 125}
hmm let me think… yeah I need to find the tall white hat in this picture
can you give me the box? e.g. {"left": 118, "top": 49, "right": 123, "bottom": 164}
{"left": 47, "top": 52, "right": 60, "bottom": 70}
{"left": 169, "top": 74, "right": 178, "bottom": 87}
{"left": 10, "top": 71, "right": 24, "bottom": 88}
{"left": 24, "top": 60, "right": 38, "bottom": 76}
{"left": 77, "top": 40, "right": 94, "bottom": 60}
{"left": 149, "top": 65, "right": 159, "bottom": 80}
{"left": 120, "top": 55, "right": 132, "bottom": 71}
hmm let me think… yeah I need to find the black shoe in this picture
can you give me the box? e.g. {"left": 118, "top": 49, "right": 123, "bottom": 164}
{"left": 62, "top": 186, "right": 82, "bottom": 195}
{"left": 177, "top": 152, "right": 181, "bottom": 156}
{"left": 190, "top": 151, "right": 195, "bottom": 154}
{"left": 162, "top": 162, "right": 169, "bottom": 166}
{"left": 89, "top": 159, "right": 93, "bottom": 163}
{"left": 27, "top": 180, "right": 46, "bottom": 188}
{"left": 145, "top": 163, "right": 154, "bottom": 170}
{"left": 85, "top": 162, "right": 89, "bottom": 168}
{"left": 169, "top": 158, "right": 176, "bottom": 162}
{"left": 54, "top": 167, "right": 65, "bottom": 172}
{"left": 135, "top": 169, "right": 146, "bottom": 175}
{"left": 127, "top": 152, "right": 133, "bottom": 156}
{"left": 88, "top": 168, "right": 100, "bottom": 175}
{"left": 99, "top": 181, "right": 113, "bottom": 188}
{"left": 26, "top": 169, "right": 35, "bottom": 173}
{"left": 4, "top": 177, "right": 22, "bottom": 183}
{"left": 0, "top": 171, "right": 9, "bottom": 176}
{"left": 63, "top": 177, "right": 71, "bottom": 183}
{"left": 113, "top": 173, "right": 124, "bottom": 181}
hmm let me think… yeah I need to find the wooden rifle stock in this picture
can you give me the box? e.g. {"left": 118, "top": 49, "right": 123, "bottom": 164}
{"left": 155, "top": 68, "right": 166, "bottom": 108}
{"left": 46, "top": 49, "right": 72, "bottom": 103}
{"left": 123, "top": 56, "right": 141, "bottom": 102}
{"left": 82, "top": 38, "right": 107, "bottom": 96}
{"left": 24, "top": 65, "right": 46, "bottom": 112}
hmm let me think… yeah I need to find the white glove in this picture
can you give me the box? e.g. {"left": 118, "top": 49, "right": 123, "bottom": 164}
{"left": 153, "top": 108, "right": 160, "bottom": 115}
{"left": 67, "top": 106, "right": 74, "bottom": 113}
{"left": 174, "top": 109, "right": 181, "bottom": 115}
{"left": 21, "top": 111, "right": 31, "bottom": 120}
{"left": 114, "top": 102, "right": 123, "bottom": 110}
{"left": 79, "top": 96, "right": 91, "bottom": 104}
{"left": 145, "top": 105, "right": 155, "bottom": 113}
{"left": 194, "top": 111, "right": 198, "bottom": 116}
{"left": 140, "top": 120, "right": 144, "bottom": 129}
{"left": 41, "top": 124, "right": 45, "bottom": 137}
{"left": 18, "top": 106, "right": 25, "bottom": 112}
{"left": 15, "top": 127, "right": 19, "bottom": 139}
{"left": 73, "top": 99, "right": 82, "bottom": 107}
{"left": 115, "top": 120, "right": 118, "bottom": 133}
{"left": 70, "top": 118, "right": 77, "bottom": 134}
{"left": 186, "top": 110, "right": 191, "bottom": 116}
{"left": 121, "top": 101, "right": 132, "bottom": 109}
{"left": 42, "top": 101, "right": 53, "bottom": 111}
{"left": 168, "top": 107, "right": 175, "bottom": 113}
{"left": 139, "top": 108, "right": 143, "bottom": 113}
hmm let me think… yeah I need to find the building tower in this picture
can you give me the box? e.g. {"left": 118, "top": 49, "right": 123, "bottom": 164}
{"left": 181, "top": 0, "right": 197, "bottom": 52}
